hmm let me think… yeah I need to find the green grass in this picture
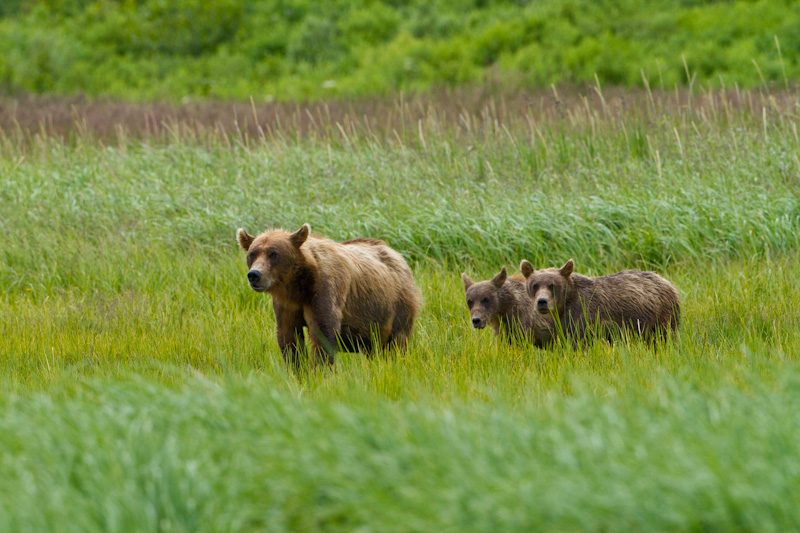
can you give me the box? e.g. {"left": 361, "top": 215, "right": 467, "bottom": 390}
{"left": 1, "top": 88, "right": 800, "bottom": 530}
{"left": 2, "top": 369, "right": 800, "bottom": 532}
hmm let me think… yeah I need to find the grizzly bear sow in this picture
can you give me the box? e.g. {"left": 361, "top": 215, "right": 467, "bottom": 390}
{"left": 461, "top": 267, "right": 554, "bottom": 347}
{"left": 519, "top": 259, "right": 680, "bottom": 344}
{"left": 237, "top": 224, "right": 420, "bottom": 368}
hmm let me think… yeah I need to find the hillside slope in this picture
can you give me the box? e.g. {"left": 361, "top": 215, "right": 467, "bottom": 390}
{"left": 1, "top": 0, "right": 798, "bottom": 101}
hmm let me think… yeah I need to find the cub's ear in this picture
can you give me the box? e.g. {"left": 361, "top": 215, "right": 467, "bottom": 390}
{"left": 491, "top": 266, "right": 508, "bottom": 288}
{"left": 560, "top": 259, "right": 574, "bottom": 278}
{"left": 461, "top": 273, "right": 474, "bottom": 292}
{"left": 290, "top": 223, "right": 310, "bottom": 248}
{"left": 237, "top": 228, "right": 255, "bottom": 251}
{"left": 519, "top": 260, "right": 534, "bottom": 278}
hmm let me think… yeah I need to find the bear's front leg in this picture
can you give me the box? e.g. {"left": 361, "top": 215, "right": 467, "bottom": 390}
{"left": 274, "top": 302, "right": 306, "bottom": 371}
{"left": 304, "top": 291, "right": 341, "bottom": 366}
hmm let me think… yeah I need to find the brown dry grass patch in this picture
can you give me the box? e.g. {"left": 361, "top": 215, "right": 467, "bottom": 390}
{"left": 1, "top": 85, "right": 798, "bottom": 147}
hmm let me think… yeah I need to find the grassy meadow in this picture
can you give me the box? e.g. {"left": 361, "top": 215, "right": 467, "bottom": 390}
{"left": 2, "top": 86, "right": 800, "bottom": 530}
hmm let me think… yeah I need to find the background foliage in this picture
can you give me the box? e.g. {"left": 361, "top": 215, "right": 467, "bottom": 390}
{"left": 1, "top": 0, "right": 798, "bottom": 101}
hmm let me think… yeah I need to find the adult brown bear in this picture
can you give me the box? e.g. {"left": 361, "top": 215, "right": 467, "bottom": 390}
{"left": 520, "top": 259, "right": 680, "bottom": 344}
{"left": 237, "top": 224, "right": 420, "bottom": 369}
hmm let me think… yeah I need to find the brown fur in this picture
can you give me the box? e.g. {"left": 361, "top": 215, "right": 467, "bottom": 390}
{"left": 461, "top": 267, "right": 554, "bottom": 347}
{"left": 520, "top": 259, "right": 680, "bottom": 344}
{"left": 341, "top": 237, "right": 385, "bottom": 246}
{"left": 237, "top": 224, "right": 421, "bottom": 369}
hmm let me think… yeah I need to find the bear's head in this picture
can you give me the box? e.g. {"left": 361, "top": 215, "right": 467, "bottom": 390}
{"left": 520, "top": 259, "right": 573, "bottom": 316}
{"left": 236, "top": 224, "right": 310, "bottom": 293}
{"left": 461, "top": 267, "right": 508, "bottom": 329}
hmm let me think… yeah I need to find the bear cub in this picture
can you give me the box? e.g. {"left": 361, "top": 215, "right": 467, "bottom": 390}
{"left": 462, "top": 267, "right": 554, "bottom": 346}
{"left": 237, "top": 224, "right": 421, "bottom": 369}
{"left": 519, "top": 259, "right": 680, "bottom": 344}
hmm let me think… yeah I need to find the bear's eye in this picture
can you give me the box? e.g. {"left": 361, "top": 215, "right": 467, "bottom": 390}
{"left": 482, "top": 297, "right": 489, "bottom": 304}
{"left": 466, "top": 299, "right": 473, "bottom": 307}
{"left": 268, "top": 251, "right": 278, "bottom": 260}
{"left": 549, "top": 284, "right": 554, "bottom": 291}
{"left": 532, "top": 284, "right": 538, "bottom": 292}
{"left": 247, "top": 252, "right": 256, "bottom": 263}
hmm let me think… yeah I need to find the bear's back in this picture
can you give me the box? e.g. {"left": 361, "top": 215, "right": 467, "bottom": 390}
{"left": 341, "top": 237, "right": 385, "bottom": 246}
{"left": 303, "top": 234, "right": 418, "bottom": 302}
{"left": 573, "top": 269, "right": 679, "bottom": 334}
{"left": 591, "top": 270, "right": 678, "bottom": 305}
{"left": 342, "top": 238, "right": 413, "bottom": 278}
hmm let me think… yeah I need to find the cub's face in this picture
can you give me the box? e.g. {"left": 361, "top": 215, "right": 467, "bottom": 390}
{"left": 520, "top": 259, "right": 574, "bottom": 315}
{"left": 463, "top": 282, "right": 499, "bottom": 329}
{"left": 461, "top": 267, "right": 507, "bottom": 329}
{"left": 237, "top": 224, "right": 309, "bottom": 292}
{"left": 526, "top": 271, "right": 563, "bottom": 314}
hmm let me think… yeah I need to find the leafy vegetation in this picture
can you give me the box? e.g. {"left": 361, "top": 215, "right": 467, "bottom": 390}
{"left": 0, "top": 0, "right": 798, "bottom": 101}
{"left": 1, "top": 87, "right": 800, "bottom": 529}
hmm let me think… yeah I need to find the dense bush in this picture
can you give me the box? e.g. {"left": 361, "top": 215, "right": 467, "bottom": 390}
{"left": 0, "top": 0, "right": 798, "bottom": 101}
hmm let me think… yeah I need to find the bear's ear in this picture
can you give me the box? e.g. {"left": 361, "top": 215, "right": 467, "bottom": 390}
{"left": 491, "top": 266, "right": 507, "bottom": 288}
{"left": 519, "top": 260, "right": 534, "bottom": 278}
{"left": 560, "top": 259, "right": 574, "bottom": 278}
{"left": 461, "top": 273, "right": 474, "bottom": 291}
{"left": 237, "top": 228, "right": 255, "bottom": 251}
{"left": 290, "top": 224, "right": 310, "bottom": 248}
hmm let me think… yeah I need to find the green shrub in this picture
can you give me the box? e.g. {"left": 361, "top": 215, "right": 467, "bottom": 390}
{"left": 0, "top": 0, "right": 798, "bottom": 101}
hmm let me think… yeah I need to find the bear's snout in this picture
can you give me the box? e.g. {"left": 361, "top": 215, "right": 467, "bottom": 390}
{"left": 471, "top": 316, "right": 484, "bottom": 328}
{"left": 536, "top": 298, "right": 549, "bottom": 312}
{"left": 247, "top": 270, "right": 270, "bottom": 291}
